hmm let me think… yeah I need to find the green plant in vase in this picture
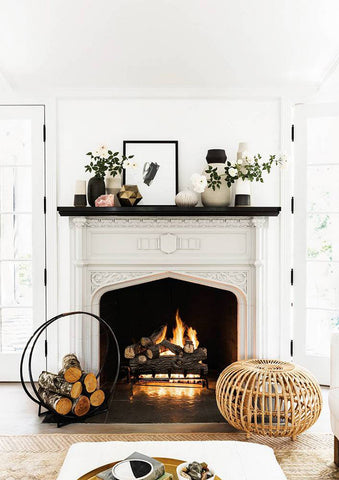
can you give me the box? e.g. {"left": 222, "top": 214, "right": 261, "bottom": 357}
{"left": 205, "top": 151, "right": 287, "bottom": 206}
{"left": 85, "top": 145, "right": 134, "bottom": 206}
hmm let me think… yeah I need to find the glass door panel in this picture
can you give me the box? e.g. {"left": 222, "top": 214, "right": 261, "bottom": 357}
{"left": 0, "top": 106, "right": 44, "bottom": 380}
{"left": 294, "top": 103, "right": 339, "bottom": 385}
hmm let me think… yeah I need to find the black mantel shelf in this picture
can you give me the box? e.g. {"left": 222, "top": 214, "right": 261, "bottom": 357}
{"left": 57, "top": 206, "right": 281, "bottom": 217}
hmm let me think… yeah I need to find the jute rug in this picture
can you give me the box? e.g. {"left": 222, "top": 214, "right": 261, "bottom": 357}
{"left": 0, "top": 432, "right": 337, "bottom": 480}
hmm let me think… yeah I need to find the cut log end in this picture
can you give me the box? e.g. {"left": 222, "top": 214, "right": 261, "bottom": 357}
{"left": 70, "top": 381, "right": 83, "bottom": 399}
{"left": 90, "top": 389, "right": 105, "bottom": 407}
{"left": 83, "top": 373, "right": 97, "bottom": 393}
{"left": 55, "top": 397, "right": 73, "bottom": 415}
{"left": 72, "top": 395, "right": 91, "bottom": 416}
{"left": 64, "top": 366, "right": 82, "bottom": 383}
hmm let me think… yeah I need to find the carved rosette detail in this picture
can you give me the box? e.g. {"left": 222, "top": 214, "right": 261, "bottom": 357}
{"left": 90, "top": 270, "right": 247, "bottom": 294}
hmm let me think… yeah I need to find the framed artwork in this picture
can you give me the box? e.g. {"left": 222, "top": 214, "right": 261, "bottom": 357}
{"left": 123, "top": 140, "right": 178, "bottom": 205}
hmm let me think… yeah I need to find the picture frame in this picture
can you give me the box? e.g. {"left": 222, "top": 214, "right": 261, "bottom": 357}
{"left": 123, "top": 140, "right": 178, "bottom": 206}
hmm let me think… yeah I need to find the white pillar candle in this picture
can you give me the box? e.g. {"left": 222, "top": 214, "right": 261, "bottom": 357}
{"left": 75, "top": 180, "right": 86, "bottom": 195}
{"left": 237, "top": 142, "right": 249, "bottom": 160}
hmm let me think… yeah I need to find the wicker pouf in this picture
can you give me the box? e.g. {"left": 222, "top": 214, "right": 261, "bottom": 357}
{"left": 216, "top": 359, "right": 322, "bottom": 440}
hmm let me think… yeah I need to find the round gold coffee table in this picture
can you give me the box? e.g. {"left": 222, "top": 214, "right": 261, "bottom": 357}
{"left": 216, "top": 359, "right": 322, "bottom": 440}
{"left": 78, "top": 457, "right": 222, "bottom": 480}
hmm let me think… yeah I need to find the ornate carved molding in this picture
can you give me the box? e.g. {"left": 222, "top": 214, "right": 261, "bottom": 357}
{"left": 90, "top": 271, "right": 155, "bottom": 293}
{"left": 78, "top": 217, "right": 257, "bottom": 229}
{"left": 90, "top": 270, "right": 247, "bottom": 294}
{"left": 184, "top": 271, "right": 248, "bottom": 293}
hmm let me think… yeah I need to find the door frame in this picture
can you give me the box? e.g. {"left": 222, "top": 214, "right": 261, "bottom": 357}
{"left": 293, "top": 102, "right": 339, "bottom": 385}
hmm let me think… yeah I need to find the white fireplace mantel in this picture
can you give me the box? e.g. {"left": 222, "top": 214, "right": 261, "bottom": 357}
{"left": 64, "top": 215, "right": 271, "bottom": 371}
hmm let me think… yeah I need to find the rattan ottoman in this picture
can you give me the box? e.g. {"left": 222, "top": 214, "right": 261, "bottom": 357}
{"left": 216, "top": 359, "right": 322, "bottom": 440}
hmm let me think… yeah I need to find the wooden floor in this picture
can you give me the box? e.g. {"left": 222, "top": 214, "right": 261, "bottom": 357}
{"left": 0, "top": 383, "right": 331, "bottom": 435}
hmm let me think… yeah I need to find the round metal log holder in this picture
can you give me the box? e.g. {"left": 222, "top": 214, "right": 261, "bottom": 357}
{"left": 20, "top": 311, "right": 120, "bottom": 426}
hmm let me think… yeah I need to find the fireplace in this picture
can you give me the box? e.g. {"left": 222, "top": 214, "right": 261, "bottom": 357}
{"left": 60, "top": 214, "right": 275, "bottom": 423}
{"left": 99, "top": 278, "right": 238, "bottom": 386}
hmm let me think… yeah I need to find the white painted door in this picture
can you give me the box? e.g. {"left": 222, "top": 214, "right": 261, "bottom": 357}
{"left": 294, "top": 103, "right": 339, "bottom": 385}
{"left": 0, "top": 106, "right": 45, "bottom": 381}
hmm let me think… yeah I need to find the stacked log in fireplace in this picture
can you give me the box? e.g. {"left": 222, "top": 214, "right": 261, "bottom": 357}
{"left": 124, "top": 325, "right": 208, "bottom": 379}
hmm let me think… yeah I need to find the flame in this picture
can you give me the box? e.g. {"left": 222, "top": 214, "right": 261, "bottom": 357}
{"left": 187, "top": 326, "right": 199, "bottom": 349}
{"left": 170, "top": 310, "right": 199, "bottom": 349}
{"left": 171, "top": 310, "right": 186, "bottom": 348}
{"left": 155, "top": 325, "right": 167, "bottom": 344}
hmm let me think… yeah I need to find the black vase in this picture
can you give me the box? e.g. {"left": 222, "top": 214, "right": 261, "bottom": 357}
{"left": 87, "top": 176, "right": 105, "bottom": 207}
{"left": 206, "top": 149, "right": 227, "bottom": 164}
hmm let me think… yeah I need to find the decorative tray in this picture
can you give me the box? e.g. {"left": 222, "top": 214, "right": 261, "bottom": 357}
{"left": 77, "top": 457, "right": 222, "bottom": 480}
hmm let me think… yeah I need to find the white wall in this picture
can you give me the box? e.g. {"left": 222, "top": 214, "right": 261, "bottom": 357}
{"left": 56, "top": 96, "right": 288, "bottom": 359}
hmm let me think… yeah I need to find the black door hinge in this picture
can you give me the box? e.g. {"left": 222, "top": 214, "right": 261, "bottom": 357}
{"left": 43, "top": 196, "right": 46, "bottom": 214}
{"left": 43, "top": 124, "right": 46, "bottom": 142}
{"left": 291, "top": 196, "right": 294, "bottom": 214}
{"left": 44, "top": 268, "right": 47, "bottom": 287}
{"left": 291, "top": 124, "right": 295, "bottom": 142}
{"left": 290, "top": 268, "right": 294, "bottom": 285}
{"left": 45, "top": 339, "right": 48, "bottom": 357}
{"left": 290, "top": 339, "right": 294, "bottom": 357}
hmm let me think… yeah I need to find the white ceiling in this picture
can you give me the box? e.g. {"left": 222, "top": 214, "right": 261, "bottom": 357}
{"left": 0, "top": 0, "right": 339, "bottom": 94}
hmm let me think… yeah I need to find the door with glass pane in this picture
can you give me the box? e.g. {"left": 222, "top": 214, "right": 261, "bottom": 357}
{"left": 294, "top": 103, "right": 339, "bottom": 385}
{"left": 0, "top": 106, "right": 45, "bottom": 380}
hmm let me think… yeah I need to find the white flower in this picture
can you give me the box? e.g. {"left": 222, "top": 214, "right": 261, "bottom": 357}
{"left": 228, "top": 167, "right": 237, "bottom": 177}
{"left": 278, "top": 153, "right": 288, "bottom": 168}
{"left": 190, "top": 173, "right": 207, "bottom": 193}
{"left": 96, "top": 145, "right": 109, "bottom": 159}
{"left": 124, "top": 160, "right": 138, "bottom": 169}
{"left": 237, "top": 158, "right": 243, "bottom": 165}
{"left": 241, "top": 167, "right": 248, "bottom": 175}
{"left": 242, "top": 151, "right": 254, "bottom": 164}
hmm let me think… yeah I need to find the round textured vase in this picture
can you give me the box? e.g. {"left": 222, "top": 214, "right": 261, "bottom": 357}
{"left": 234, "top": 178, "right": 251, "bottom": 206}
{"left": 175, "top": 189, "right": 198, "bottom": 208}
{"left": 201, "top": 163, "right": 231, "bottom": 207}
{"left": 87, "top": 176, "right": 106, "bottom": 207}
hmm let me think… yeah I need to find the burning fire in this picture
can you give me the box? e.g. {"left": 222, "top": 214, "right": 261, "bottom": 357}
{"left": 156, "top": 309, "right": 199, "bottom": 354}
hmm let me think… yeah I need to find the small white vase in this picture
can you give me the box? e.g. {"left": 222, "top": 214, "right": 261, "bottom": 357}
{"left": 106, "top": 175, "right": 122, "bottom": 206}
{"left": 175, "top": 188, "right": 198, "bottom": 207}
{"left": 234, "top": 178, "right": 251, "bottom": 206}
{"left": 201, "top": 163, "right": 231, "bottom": 207}
{"left": 237, "top": 142, "right": 249, "bottom": 161}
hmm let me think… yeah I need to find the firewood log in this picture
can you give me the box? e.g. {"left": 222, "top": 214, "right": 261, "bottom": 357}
{"left": 129, "top": 355, "right": 208, "bottom": 375}
{"left": 38, "top": 387, "right": 72, "bottom": 415}
{"left": 146, "top": 344, "right": 167, "bottom": 359}
{"left": 137, "top": 354, "right": 147, "bottom": 364}
{"left": 160, "top": 339, "right": 183, "bottom": 356}
{"left": 124, "top": 343, "right": 145, "bottom": 359}
{"left": 81, "top": 372, "right": 97, "bottom": 393}
{"left": 38, "top": 371, "right": 82, "bottom": 399}
{"left": 72, "top": 395, "right": 90, "bottom": 416}
{"left": 59, "top": 354, "right": 82, "bottom": 383}
{"left": 140, "top": 325, "right": 167, "bottom": 347}
{"left": 89, "top": 389, "right": 105, "bottom": 407}
{"left": 184, "top": 339, "right": 194, "bottom": 354}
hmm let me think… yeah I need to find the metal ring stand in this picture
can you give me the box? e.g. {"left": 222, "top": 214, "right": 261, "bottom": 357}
{"left": 20, "top": 311, "right": 120, "bottom": 427}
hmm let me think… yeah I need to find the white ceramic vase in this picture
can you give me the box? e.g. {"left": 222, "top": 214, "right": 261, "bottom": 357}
{"left": 234, "top": 178, "right": 251, "bottom": 206}
{"left": 175, "top": 188, "right": 198, "bottom": 207}
{"left": 201, "top": 163, "right": 231, "bottom": 207}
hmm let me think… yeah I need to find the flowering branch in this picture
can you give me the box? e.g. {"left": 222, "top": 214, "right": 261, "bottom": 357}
{"left": 85, "top": 145, "right": 134, "bottom": 179}
{"left": 204, "top": 152, "right": 287, "bottom": 189}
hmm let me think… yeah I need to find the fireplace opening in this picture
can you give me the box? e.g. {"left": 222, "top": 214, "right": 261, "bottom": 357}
{"left": 99, "top": 277, "right": 238, "bottom": 423}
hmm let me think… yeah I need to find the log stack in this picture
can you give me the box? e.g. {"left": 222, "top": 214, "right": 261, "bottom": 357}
{"left": 37, "top": 354, "right": 105, "bottom": 417}
{"left": 124, "top": 327, "right": 208, "bottom": 377}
